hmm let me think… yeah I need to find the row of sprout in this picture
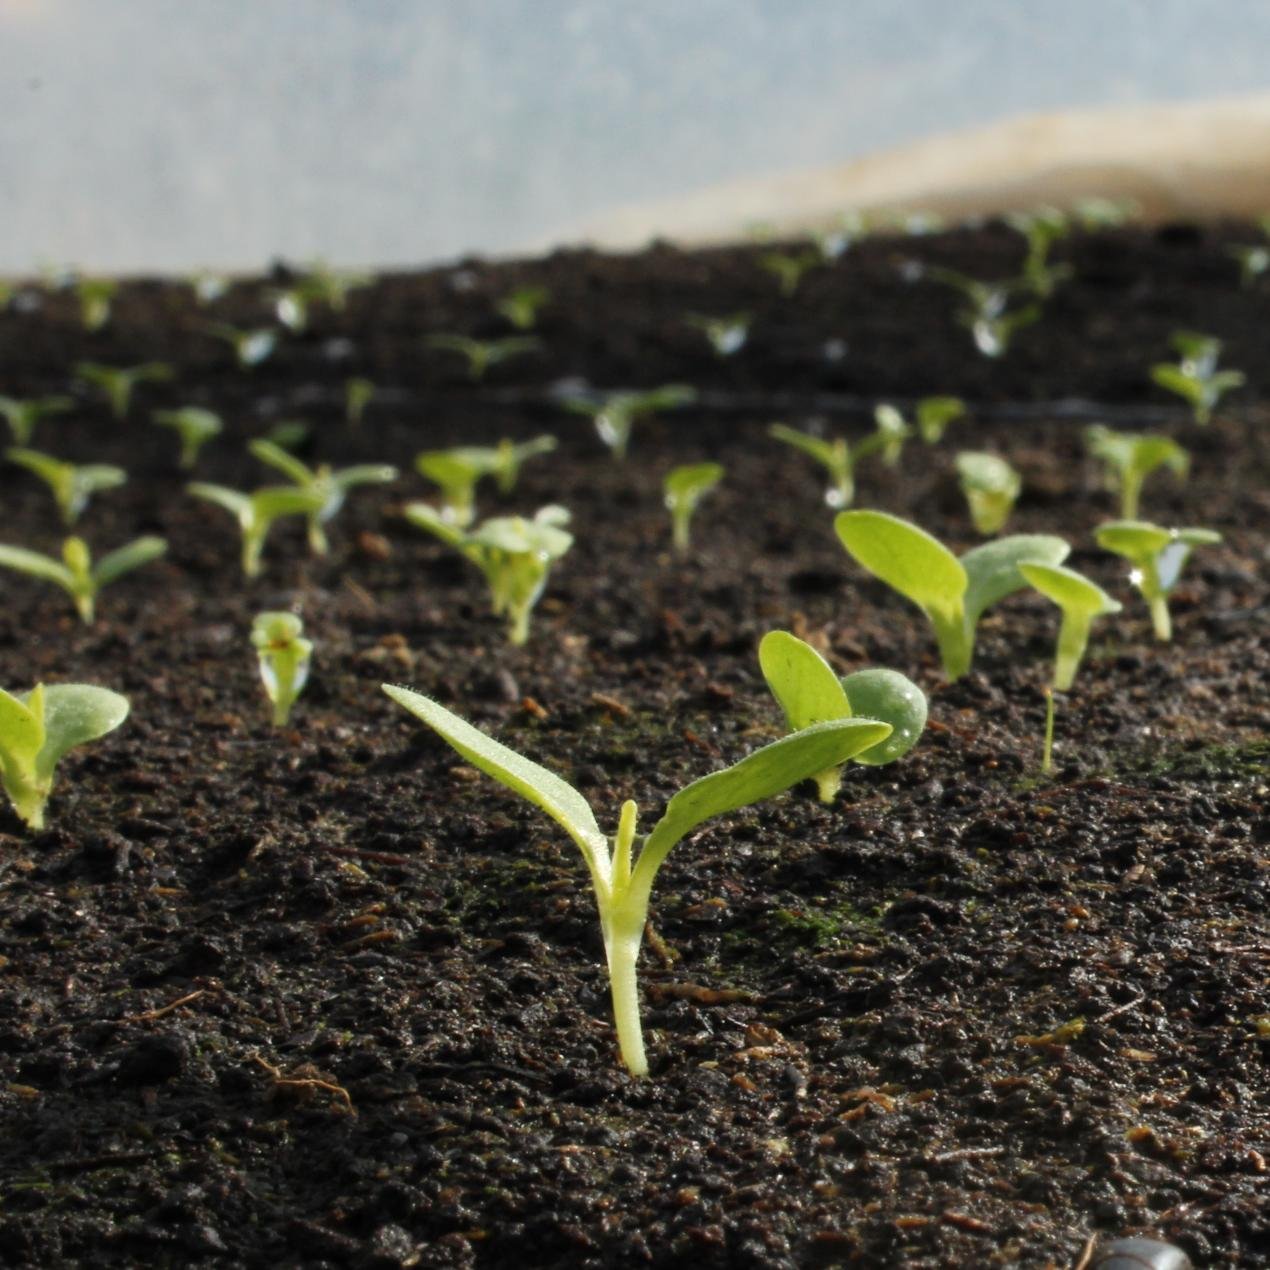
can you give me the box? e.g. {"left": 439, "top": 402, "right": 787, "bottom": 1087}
{"left": 0, "top": 204, "right": 1241, "bottom": 1075}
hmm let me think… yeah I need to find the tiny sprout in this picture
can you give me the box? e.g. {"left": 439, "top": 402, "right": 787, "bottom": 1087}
{"left": 1072, "top": 196, "right": 1138, "bottom": 230}
{"left": 1149, "top": 331, "right": 1245, "bottom": 424}
{"left": 758, "top": 248, "right": 820, "bottom": 296}
{"left": 927, "top": 267, "right": 1038, "bottom": 358}
{"left": 344, "top": 377, "right": 375, "bottom": 427}
{"left": 956, "top": 451, "right": 1022, "bottom": 536}
{"left": 1084, "top": 425, "right": 1189, "bottom": 520}
{"left": 758, "top": 630, "right": 926, "bottom": 803}
{"left": 188, "top": 271, "right": 228, "bottom": 305}
{"left": 74, "top": 277, "right": 118, "bottom": 331}
{"left": 863, "top": 404, "right": 911, "bottom": 468}
{"left": 5, "top": 448, "right": 126, "bottom": 525}
{"left": 663, "top": 462, "right": 723, "bottom": 553}
{"left": 188, "top": 482, "right": 326, "bottom": 578}
{"left": 0, "top": 534, "right": 167, "bottom": 623}
{"left": 562, "top": 386, "right": 696, "bottom": 461}
{"left": 414, "top": 435, "right": 558, "bottom": 526}
{"left": 835, "top": 509, "right": 1069, "bottom": 681}
{"left": 1227, "top": 244, "right": 1269, "bottom": 288}
{"left": 0, "top": 395, "right": 73, "bottom": 446}
{"left": 1003, "top": 206, "right": 1072, "bottom": 297}
{"left": 426, "top": 334, "right": 540, "bottom": 382}
{"left": 405, "top": 503, "right": 572, "bottom": 645}
{"left": 914, "top": 396, "right": 967, "bottom": 444}
{"left": 382, "top": 685, "right": 888, "bottom": 1076}
{"left": 1094, "top": 520, "right": 1221, "bottom": 642}
{"left": 0, "top": 683, "right": 129, "bottom": 830}
{"left": 686, "top": 312, "right": 750, "bottom": 357}
{"left": 1018, "top": 562, "right": 1121, "bottom": 773}
{"left": 75, "top": 361, "right": 173, "bottom": 420}
{"left": 251, "top": 612, "right": 313, "bottom": 727}
{"left": 296, "top": 262, "right": 371, "bottom": 313}
{"left": 151, "top": 407, "right": 222, "bottom": 469}
{"left": 496, "top": 285, "right": 550, "bottom": 331}
{"left": 769, "top": 422, "right": 854, "bottom": 508}
{"left": 248, "top": 439, "right": 397, "bottom": 556}
{"left": 206, "top": 322, "right": 277, "bottom": 369}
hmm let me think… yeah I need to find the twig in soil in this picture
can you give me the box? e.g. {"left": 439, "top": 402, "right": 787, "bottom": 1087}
{"left": 644, "top": 921, "right": 679, "bottom": 968}
{"left": 1071, "top": 1232, "right": 1097, "bottom": 1270}
{"left": 316, "top": 843, "right": 414, "bottom": 866}
{"left": 124, "top": 989, "right": 206, "bottom": 1023}
{"left": 925, "top": 1145, "right": 1006, "bottom": 1164}
{"left": 251, "top": 1054, "right": 356, "bottom": 1116}
{"left": 1094, "top": 991, "right": 1146, "bottom": 1024}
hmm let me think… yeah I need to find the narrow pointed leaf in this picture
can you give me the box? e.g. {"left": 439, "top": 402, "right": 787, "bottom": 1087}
{"left": 92, "top": 536, "right": 167, "bottom": 588}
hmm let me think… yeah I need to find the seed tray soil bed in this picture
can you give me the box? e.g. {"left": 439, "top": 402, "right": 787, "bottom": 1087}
{"left": 0, "top": 224, "right": 1266, "bottom": 1268}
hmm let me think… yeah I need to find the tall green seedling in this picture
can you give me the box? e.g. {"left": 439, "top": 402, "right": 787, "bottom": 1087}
{"left": 151, "top": 407, "right": 222, "bottom": 469}
{"left": 188, "top": 482, "right": 326, "bottom": 577}
{"left": 5, "top": 448, "right": 126, "bottom": 525}
{"left": 835, "top": 510, "right": 1069, "bottom": 681}
{"left": 426, "top": 334, "right": 540, "bottom": 382}
{"left": 383, "top": 685, "right": 890, "bottom": 1076}
{"left": 1084, "top": 425, "right": 1189, "bottom": 519}
{"left": 1149, "top": 332, "right": 1245, "bottom": 425}
{"left": 75, "top": 362, "right": 173, "bottom": 420}
{"left": 956, "top": 451, "right": 1022, "bottom": 535}
{"left": 414, "top": 436, "right": 558, "bottom": 526}
{"left": 769, "top": 422, "right": 855, "bottom": 508}
{"left": 562, "top": 386, "right": 696, "bottom": 461}
{"left": 0, "top": 683, "right": 129, "bottom": 830}
{"left": 663, "top": 462, "right": 724, "bottom": 553}
{"left": 0, "top": 535, "right": 166, "bottom": 623}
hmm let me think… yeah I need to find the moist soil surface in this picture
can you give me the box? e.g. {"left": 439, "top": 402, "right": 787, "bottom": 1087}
{"left": 0, "top": 222, "right": 1266, "bottom": 1268}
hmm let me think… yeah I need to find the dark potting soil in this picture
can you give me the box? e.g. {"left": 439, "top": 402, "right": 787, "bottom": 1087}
{"left": 0, "top": 221, "right": 1266, "bottom": 1269}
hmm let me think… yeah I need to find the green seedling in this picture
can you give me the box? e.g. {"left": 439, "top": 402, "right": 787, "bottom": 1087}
{"left": 344, "top": 377, "right": 375, "bottom": 428}
{"left": 1227, "top": 244, "right": 1269, "bottom": 288}
{"left": 913, "top": 396, "right": 967, "bottom": 444}
{"left": 686, "top": 312, "right": 750, "bottom": 357}
{"left": 426, "top": 334, "right": 540, "bottom": 382}
{"left": 414, "top": 435, "right": 558, "bottom": 526}
{"left": 188, "top": 271, "right": 228, "bottom": 306}
{"left": 759, "top": 249, "right": 820, "bottom": 297}
{"left": 0, "top": 534, "right": 166, "bottom": 623}
{"left": 562, "top": 386, "right": 696, "bottom": 461}
{"left": 251, "top": 611, "right": 313, "bottom": 727}
{"left": 5, "top": 448, "right": 126, "bottom": 525}
{"left": 758, "top": 630, "right": 926, "bottom": 803}
{"left": 1094, "top": 520, "right": 1222, "bottom": 641}
{"left": 1084, "top": 425, "right": 1189, "bottom": 520}
{"left": 74, "top": 278, "right": 118, "bottom": 331}
{"left": 663, "top": 462, "right": 724, "bottom": 553}
{"left": 382, "top": 684, "right": 890, "bottom": 1076}
{"left": 928, "top": 267, "right": 1038, "bottom": 358}
{"left": 864, "top": 405, "right": 911, "bottom": 468}
{"left": 956, "top": 451, "right": 1022, "bottom": 536}
{"left": 835, "top": 509, "right": 1069, "bottom": 681}
{"left": 0, "top": 683, "right": 129, "bottom": 830}
{"left": 1004, "top": 206, "right": 1072, "bottom": 298}
{"left": 0, "top": 395, "right": 73, "bottom": 446}
{"left": 248, "top": 439, "right": 397, "bottom": 556}
{"left": 151, "top": 407, "right": 222, "bottom": 469}
{"left": 1018, "top": 562, "right": 1121, "bottom": 774}
{"left": 188, "top": 482, "right": 326, "bottom": 578}
{"left": 404, "top": 503, "right": 572, "bottom": 645}
{"left": 1149, "top": 331, "right": 1245, "bottom": 424}
{"left": 296, "top": 262, "right": 371, "bottom": 313}
{"left": 74, "top": 361, "right": 173, "bottom": 420}
{"left": 496, "top": 286, "right": 550, "bottom": 331}
{"left": 768, "top": 422, "right": 855, "bottom": 508}
{"left": 206, "top": 323, "right": 277, "bottom": 369}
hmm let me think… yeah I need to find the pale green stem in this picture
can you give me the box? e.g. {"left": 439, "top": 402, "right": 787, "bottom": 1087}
{"left": 930, "top": 609, "right": 973, "bottom": 682}
{"left": 602, "top": 900, "right": 649, "bottom": 1078}
{"left": 1120, "top": 471, "right": 1143, "bottom": 520}
{"left": 242, "top": 528, "right": 265, "bottom": 578}
{"left": 1053, "top": 613, "right": 1091, "bottom": 692}
{"left": 1, "top": 763, "right": 49, "bottom": 830}
{"left": 1041, "top": 688, "right": 1056, "bottom": 775}
{"left": 813, "top": 766, "right": 843, "bottom": 804}
{"left": 307, "top": 517, "right": 329, "bottom": 557}
{"left": 1148, "top": 594, "right": 1171, "bottom": 642}
{"left": 671, "top": 507, "right": 692, "bottom": 554}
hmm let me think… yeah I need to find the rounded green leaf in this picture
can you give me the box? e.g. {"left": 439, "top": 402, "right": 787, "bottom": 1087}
{"left": 758, "top": 631, "right": 851, "bottom": 732}
{"left": 1019, "top": 562, "right": 1122, "bottom": 616}
{"left": 835, "top": 510, "right": 966, "bottom": 618}
{"left": 839, "top": 669, "right": 927, "bottom": 765}
{"left": 1094, "top": 520, "right": 1173, "bottom": 561}
{"left": 33, "top": 684, "right": 129, "bottom": 781}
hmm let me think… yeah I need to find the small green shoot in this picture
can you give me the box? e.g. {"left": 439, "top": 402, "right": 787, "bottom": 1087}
{"left": 835, "top": 509, "right": 1069, "bottom": 681}
{"left": 496, "top": 286, "right": 550, "bottom": 331}
{"left": 562, "top": 386, "right": 696, "bottom": 461}
{"left": 1227, "top": 244, "right": 1269, "bottom": 288}
{"left": 382, "top": 685, "right": 890, "bottom": 1076}
{"left": 74, "top": 277, "right": 118, "bottom": 331}
{"left": 956, "top": 451, "right": 1022, "bottom": 536}
{"left": 251, "top": 611, "right": 313, "bottom": 727}
{"left": 0, "top": 683, "right": 129, "bottom": 830}
{"left": 188, "top": 482, "right": 326, "bottom": 577}
{"left": 1073, "top": 196, "right": 1138, "bottom": 230}
{"left": 0, "top": 534, "right": 166, "bottom": 623}
{"left": 1084, "top": 425, "right": 1189, "bottom": 519}
{"left": 5, "top": 448, "right": 126, "bottom": 525}
{"left": 0, "top": 395, "right": 73, "bottom": 446}
{"left": 1149, "top": 332, "right": 1245, "bottom": 424}
{"left": 759, "top": 248, "right": 820, "bottom": 296}
{"left": 426, "top": 334, "right": 540, "bottom": 382}
{"left": 404, "top": 504, "right": 572, "bottom": 645}
{"left": 686, "top": 312, "right": 750, "bottom": 357}
{"left": 75, "top": 361, "right": 173, "bottom": 420}
{"left": 663, "top": 462, "right": 723, "bottom": 553}
{"left": 248, "top": 439, "right": 398, "bottom": 556}
{"left": 151, "top": 407, "right": 222, "bottom": 469}
{"left": 863, "top": 405, "right": 910, "bottom": 468}
{"left": 206, "top": 323, "right": 277, "bottom": 369}
{"left": 769, "top": 422, "right": 854, "bottom": 508}
{"left": 344, "top": 377, "right": 375, "bottom": 427}
{"left": 1004, "top": 206, "right": 1072, "bottom": 297}
{"left": 1018, "top": 562, "right": 1121, "bottom": 773}
{"left": 414, "top": 435, "right": 558, "bottom": 526}
{"left": 928, "top": 267, "right": 1038, "bottom": 358}
{"left": 758, "top": 630, "right": 926, "bottom": 802}
{"left": 913, "top": 396, "right": 967, "bottom": 444}
{"left": 296, "top": 262, "right": 371, "bottom": 313}
{"left": 1094, "top": 520, "right": 1222, "bottom": 641}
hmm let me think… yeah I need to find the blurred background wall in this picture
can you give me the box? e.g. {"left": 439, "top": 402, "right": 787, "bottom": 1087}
{"left": 3, "top": 0, "right": 1270, "bottom": 274}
